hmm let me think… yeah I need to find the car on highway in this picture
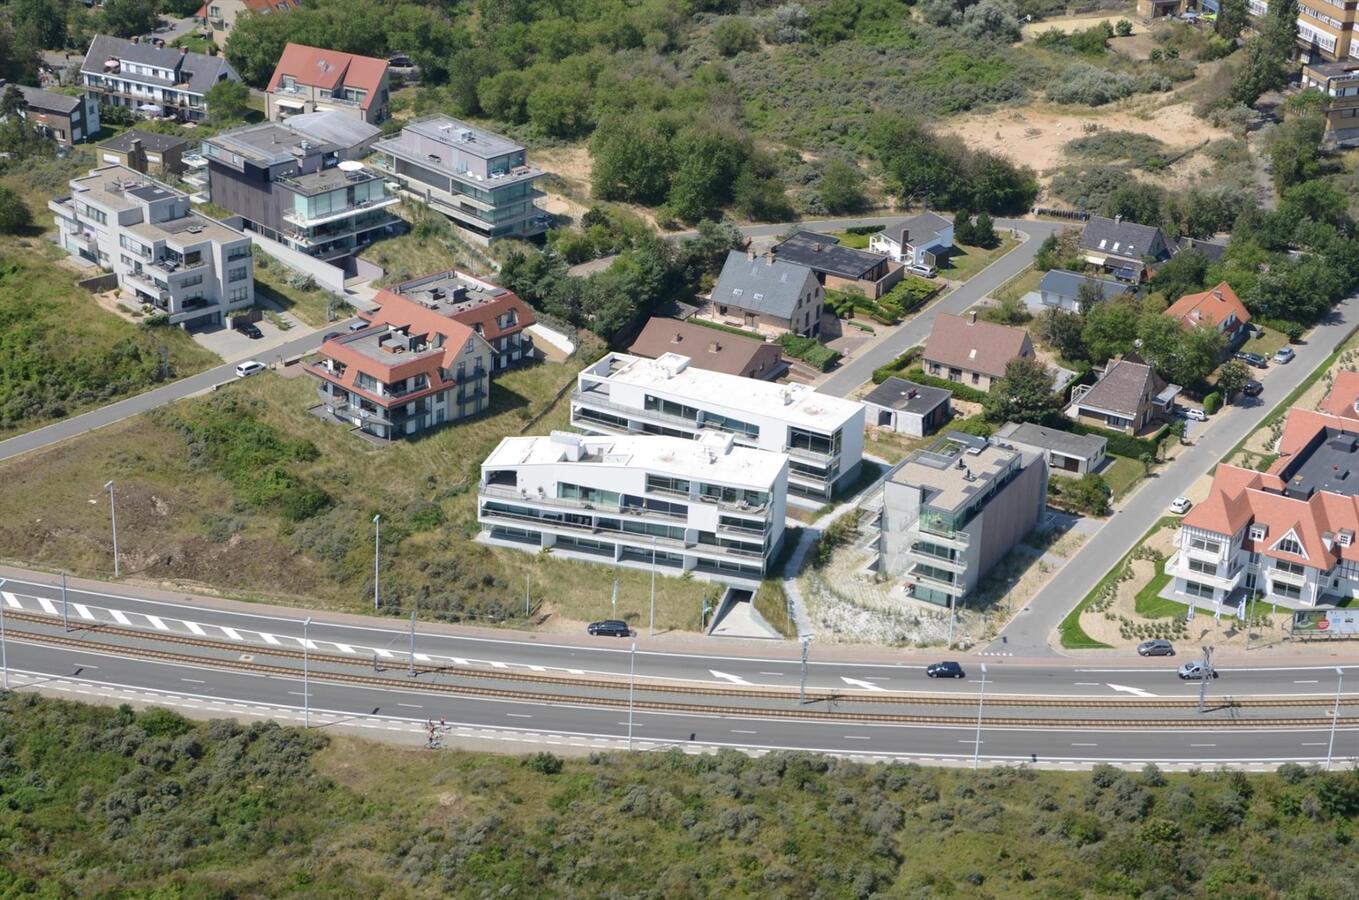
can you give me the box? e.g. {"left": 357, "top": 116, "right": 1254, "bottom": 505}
{"left": 1137, "top": 639, "right": 1175, "bottom": 657}
{"left": 1177, "top": 660, "right": 1218, "bottom": 680}
{"left": 925, "top": 661, "right": 965, "bottom": 678}
{"left": 1170, "top": 496, "right": 1192, "bottom": 514}
{"left": 587, "top": 619, "right": 630, "bottom": 637}
{"left": 1274, "top": 347, "right": 1295, "bottom": 364}
{"left": 1235, "top": 351, "right": 1268, "bottom": 369}
{"left": 236, "top": 321, "right": 263, "bottom": 340}
{"left": 906, "top": 263, "right": 937, "bottom": 278}
{"left": 234, "top": 361, "right": 266, "bottom": 378}
{"left": 1185, "top": 407, "right": 1208, "bottom": 422}
{"left": 1242, "top": 379, "right": 1263, "bottom": 398}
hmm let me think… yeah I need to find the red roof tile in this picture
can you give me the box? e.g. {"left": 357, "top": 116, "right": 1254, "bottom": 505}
{"left": 267, "top": 43, "right": 387, "bottom": 110}
{"left": 1321, "top": 370, "right": 1359, "bottom": 420}
{"left": 1164, "top": 281, "right": 1249, "bottom": 332}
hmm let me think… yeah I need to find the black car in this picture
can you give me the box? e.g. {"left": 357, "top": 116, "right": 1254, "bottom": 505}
{"left": 1235, "top": 351, "right": 1267, "bottom": 369}
{"left": 587, "top": 619, "right": 630, "bottom": 637}
{"left": 237, "top": 322, "right": 264, "bottom": 340}
{"left": 926, "top": 661, "right": 966, "bottom": 679}
{"left": 1242, "top": 379, "right": 1263, "bottom": 397}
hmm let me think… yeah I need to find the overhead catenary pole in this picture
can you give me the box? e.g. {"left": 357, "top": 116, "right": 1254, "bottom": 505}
{"left": 0, "top": 578, "right": 9, "bottom": 691}
{"left": 409, "top": 610, "right": 417, "bottom": 678}
{"left": 302, "top": 616, "right": 313, "bottom": 728}
{"left": 1327, "top": 666, "right": 1345, "bottom": 772}
{"left": 105, "top": 480, "right": 119, "bottom": 577}
{"left": 372, "top": 514, "right": 381, "bottom": 611}
{"left": 627, "top": 639, "right": 637, "bottom": 751}
{"left": 1197, "top": 645, "right": 1213, "bottom": 713}
{"left": 61, "top": 572, "right": 69, "bottom": 633}
{"left": 799, "top": 636, "right": 811, "bottom": 706}
{"left": 525, "top": 571, "right": 530, "bottom": 618}
{"left": 947, "top": 592, "right": 956, "bottom": 649}
{"left": 649, "top": 536, "right": 657, "bottom": 638}
{"left": 972, "top": 663, "right": 989, "bottom": 771}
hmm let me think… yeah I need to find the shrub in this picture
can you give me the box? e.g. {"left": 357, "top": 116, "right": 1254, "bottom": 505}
{"left": 1115, "top": 19, "right": 1133, "bottom": 36}
{"left": 904, "top": 367, "right": 987, "bottom": 404}
{"left": 1047, "top": 65, "right": 1136, "bottom": 106}
{"left": 1203, "top": 392, "right": 1222, "bottom": 415}
{"left": 813, "top": 510, "right": 861, "bottom": 568}
{"left": 778, "top": 334, "right": 841, "bottom": 372}
{"left": 0, "top": 186, "right": 32, "bottom": 234}
{"left": 523, "top": 752, "right": 564, "bottom": 775}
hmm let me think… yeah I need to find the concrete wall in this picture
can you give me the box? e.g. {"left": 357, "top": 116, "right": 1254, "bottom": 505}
{"left": 970, "top": 452, "right": 1048, "bottom": 589}
{"left": 247, "top": 230, "right": 348, "bottom": 294}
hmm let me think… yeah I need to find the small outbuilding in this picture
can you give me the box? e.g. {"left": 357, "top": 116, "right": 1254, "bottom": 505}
{"left": 993, "top": 421, "right": 1108, "bottom": 476}
{"left": 863, "top": 377, "right": 953, "bottom": 437}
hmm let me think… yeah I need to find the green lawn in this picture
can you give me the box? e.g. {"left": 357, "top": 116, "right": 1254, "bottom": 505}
{"left": 251, "top": 256, "right": 341, "bottom": 328}
{"left": 993, "top": 265, "right": 1042, "bottom": 304}
{"left": 1059, "top": 516, "right": 1181, "bottom": 649}
{"left": 1239, "top": 325, "right": 1288, "bottom": 359}
{"left": 1101, "top": 454, "right": 1147, "bottom": 500}
{"left": 361, "top": 202, "right": 495, "bottom": 284}
{"left": 937, "top": 235, "right": 1019, "bottom": 282}
{"left": 827, "top": 229, "right": 874, "bottom": 249}
{"left": 1133, "top": 569, "right": 1181, "bottom": 618}
{"left": 172, "top": 32, "right": 213, "bottom": 54}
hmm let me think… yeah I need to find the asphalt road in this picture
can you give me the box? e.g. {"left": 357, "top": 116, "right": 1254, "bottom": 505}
{"left": 2, "top": 576, "right": 1352, "bottom": 703}
{"left": 992, "top": 293, "right": 1359, "bottom": 655}
{"left": 0, "top": 325, "right": 345, "bottom": 464}
{"left": 5, "top": 637, "right": 1353, "bottom": 767}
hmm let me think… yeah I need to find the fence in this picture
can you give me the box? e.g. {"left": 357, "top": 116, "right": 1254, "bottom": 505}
{"left": 1032, "top": 207, "right": 1090, "bottom": 221}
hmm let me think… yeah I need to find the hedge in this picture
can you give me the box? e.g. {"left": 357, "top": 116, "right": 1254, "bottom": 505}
{"left": 1203, "top": 391, "right": 1222, "bottom": 415}
{"left": 778, "top": 334, "right": 841, "bottom": 372}
{"left": 871, "top": 347, "right": 923, "bottom": 385}
{"left": 690, "top": 317, "right": 764, "bottom": 340}
{"left": 1068, "top": 420, "right": 1167, "bottom": 460}
{"left": 903, "top": 367, "right": 989, "bottom": 404}
{"left": 846, "top": 225, "right": 885, "bottom": 236}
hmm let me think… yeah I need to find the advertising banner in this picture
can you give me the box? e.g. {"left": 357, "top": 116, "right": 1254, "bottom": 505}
{"left": 1292, "top": 609, "right": 1359, "bottom": 637}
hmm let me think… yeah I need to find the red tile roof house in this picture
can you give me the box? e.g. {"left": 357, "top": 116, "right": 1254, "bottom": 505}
{"left": 266, "top": 43, "right": 390, "bottom": 125}
{"left": 1165, "top": 383, "right": 1359, "bottom": 610}
{"left": 921, "top": 312, "right": 1034, "bottom": 391}
{"left": 367, "top": 269, "right": 537, "bottom": 372}
{"left": 308, "top": 290, "right": 494, "bottom": 442}
{"left": 1321, "top": 370, "right": 1359, "bottom": 420}
{"left": 1164, "top": 281, "right": 1251, "bottom": 350}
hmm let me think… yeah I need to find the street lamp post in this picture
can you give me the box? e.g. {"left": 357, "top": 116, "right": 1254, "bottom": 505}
{"left": 799, "top": 636, "right": 811, "bottom": 705}
{"left": 61, "top": 572, "right": 69, "bottom": 633}
{"left": 0, "top": 578, "right": 9, "bottom": 691}
{"left": 372, "top": 514, "right": 381, "bottom": 611}
{"left": 1197, "top": 645, "right": 1213, "bottom": 713}
{"left": 649, "top": 536, "right": 657, "bottom": 638}
{"left": 302, "top": 617, "right": 312, "bottom": 727}
{"left": 972, "top": 663, "right": 989, "bottom": 771}
{"left": 1327, "top": 666, "right": 1345, "bottom": 771}
{"left": 105, "top": 480, "right": 119, "bottom": 577}
{"left": 409, "top": 610, "right": 418, "bottom": 678}
{"left": 627, "top": 639, "right": 637, "bottom": 750}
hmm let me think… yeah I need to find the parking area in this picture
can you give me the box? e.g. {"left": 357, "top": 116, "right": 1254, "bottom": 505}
{"left": 192, "top": 314, "right": 315, "bottom": 364}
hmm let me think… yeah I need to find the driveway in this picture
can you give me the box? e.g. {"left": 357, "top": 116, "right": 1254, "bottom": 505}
{"left": 991, "top": 296, "right": 1359, "bottom": 655}
{"left": 193, "top": 316, "right": 310, "bottom": 364}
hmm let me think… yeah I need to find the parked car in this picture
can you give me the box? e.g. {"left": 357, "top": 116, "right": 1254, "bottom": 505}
{"left": 348, "top": 320, "right": 367, "bottom": 332}
{"left": 322, "top": 331, "right": 342, "bottom": 342}
{"left": 907, "top": 263, "right": 938, "bottom": 278}
{"left": 1235, "top": 351, "right": 1268, "bottom": 369}
{"left": 925, "top": 661, "right": 965, "bottom": 679}
{"left": 234, "top": 361, "right": 266, "bottom": 378}
{"left": 1186, "top": 408, "right": 1208, "bottom": 422}
{"left": 1177, "top": 660, "right": 1218, "bottom": 680}
{"left": 587, "top": 619, "right": 630, "bottom": 637}
{"left": 1137, "top": 639, "right": 1175, "bottom": 657}
{"left": 1170, "top": 496, "right": 1192, "bottom": 514}
{"left": 1242, "top": 379, "right": 1263, "bottom": 398}
{"left": 1274, "top": 347, "right": 1295, "bottom": 364}
{"left": 236, "top": 321, "right": 263, "bottom": 340}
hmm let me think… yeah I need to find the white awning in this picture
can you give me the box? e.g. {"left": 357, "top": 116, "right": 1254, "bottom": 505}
{"left": 275, "top": 98, "right": 306, "bottom": 109}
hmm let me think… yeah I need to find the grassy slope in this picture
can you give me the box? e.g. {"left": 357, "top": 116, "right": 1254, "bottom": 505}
{"left": 0, "top": 344, "right": 717, "bottom": 631}
{"left": 3, "top": 694, "right": 1356, "bottom": 899}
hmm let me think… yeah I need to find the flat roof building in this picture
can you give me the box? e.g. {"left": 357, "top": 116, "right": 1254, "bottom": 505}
{"left": 572, "top": 352, "right": 865, "bottom": 499}
{"left": 863, "top": 377, "right": 952, "bottom": 438}
{"left": 478, "top": 430, "right": 788, "bottom": 584}
{"left": 372, "top": 269, "right": 536, "bottom": 371}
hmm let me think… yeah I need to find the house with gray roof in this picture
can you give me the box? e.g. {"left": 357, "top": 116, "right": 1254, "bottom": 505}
{"left": 993, "top": 422, "right": 1107, "bottom": 476}
{"left": 2, "top": 81, "right": 100, "bottom": 146}
{"left": 869, "top": 212, "right": 953, "bottom": 267}
{"left": 772, "top": 231, "right": 904, "bottom": 299}
{"left": 1067, "top": 356, "right": 1180, "bottom": 436}
{"left": 1031, "top": 269, "right": 1133, "bottom": 313}
{"left": 98, "top": 129, "right": 189, "bottom": 176}
{"left": 864, "top": 377, "right": 952, "bottom": 437}
{"left": 80, "top": 34, "right": 240, "bottom": 123}
{"left": 703, "top": 249, "right": 825, "bottom": 338}
{"left": 1078, "top": 215, "right": 1173, "bottom": 282}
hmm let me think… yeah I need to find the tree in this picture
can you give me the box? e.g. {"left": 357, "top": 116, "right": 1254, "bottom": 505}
{"left": 590, "top": 114, "right": 675, "bottom": 206}
{"left": 1135, "top": 313, "right": 1187, "bottom": 379}
{"left": 1215, "top": 0, "right": 1250, "bottom": 39}
{"left": 984, "top": 356, "right": 1060, "bottom": 423}
{"left": 1267, "top": 114, "right": 1326, "bottom": 192}
{"left": 733, "top": 156, "right": 794, "bottom": 221}
{"left": 1216, "top": 359, "right": 1250, "bottom": 399}
{"left": 1148, "top": 251, "right": 1209, "bottom": 305}
{"left": 1075, "top": 280, "right": 1108, "bottom": 316}
{"left": 0, "top": 186, "right": 32, "bottom": 234}
{"left": 819, "top": 160, "right": 866, "bottom": 214}
{"left": 665, "top": 127, "right": 751, "bottom": 224}
{"left": 1167, "top": 325, "right": 1225, "bottom": 387}
{"left": 971, "top": 212, "right": 998, "bottom": 249}
{"left": 1063, "top": 473, "right": 1110, "bottom": 515}
{"left": 1102, "top": 184, "right": 1165, "bottom": 228}
{"left": 205, "top": 79, "right": 250, "bottom": 123}
{"left": 983, "top": 293, "right": 1030, "bottom": 326}
{"left": 953, "top": 209, "right": 974, "bottom": 246}
{"left": 713, "top": 18, "right": 758, "bottom": 56}
{"left": 0, "top": 84, "right": 26, "bottom": 119}
{"left": 1037, "top": 308, "right": 1088, "bottom": 361}
{"left": 526, "top": 80, "right": 592, "bottom": 139}
{"left": 1082, "top": 299, "right": 1141, "bottom": 363}
{"left": 960, "top": 0, "right": 1021, "bottom": 42}
{"left": 101, "top": 0, "right": 160, "bottom": 39}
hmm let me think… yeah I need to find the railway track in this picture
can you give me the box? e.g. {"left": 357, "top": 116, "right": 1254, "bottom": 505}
{"left": 9, "top": 626, "right": 1358, "bottom": 729}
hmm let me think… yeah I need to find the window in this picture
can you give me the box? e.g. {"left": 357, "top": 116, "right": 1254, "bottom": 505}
{"left": 1249, "top": 524, "right": 1267, "bottom": 541}
{"left": 1188, "top": 558, "right": 1218, "bottom": 576}
{"left": 1189, "top": 536, "right": 1222, "bottom": 555}
{"left": 228, "top": 266, "right": 248, "bottom": 282}
{"left": 1275, "top": 536, "right": 1305, "bottom": 557}
{"left": 557, "top": 482, "right": 619, "bottom": 508}
{"left": 209, "top": 4, "right": 220, "bottom": 15}
{"left": 228, "top": 287, "right": 250, "bottom": 302}
{"left": 226, "top": 246, "right": 250, "bottom": 261}
{"left": 179, "top": 274, "right": 203, "bottom": 288}
{"left": 1274, "top": 560, "right": 1306, "bottom": 576}
{"left": 82, "top": 204, "right": 107, "bottom": 225}
{"left": 1184, "top": 581, "right": 1215, "bottom": 599}
{"left": 1271, "top": 580, "right": 1302, "bottom": 600}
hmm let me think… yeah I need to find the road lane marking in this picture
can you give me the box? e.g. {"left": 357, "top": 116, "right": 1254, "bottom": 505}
{"left": 374, "top": 648, "right": 394, "bottom": 658}
{"left": 1190, "top": 744, "right": 1217, "bottom": 748}
{"left": 529, "top": 665, "right": 546, "bottom": 672}
{"left": 759, "top": 672, "right": 784, "bottom": 676}
{"left": 506, "top": 713, "right": 533, "bottom": 718}
{"left": 1301, "top": 742, "right": 1327, "bottom": 746}
{"left": 731, "top": 729, "right": 758, "bottom": 734}
{"left": 1294, "top": 680, "right": 1319, "bottom": 684}
{"left": 710, "top": 670, "right": 752, "bottom": 685}
{"left": 397, "top": 703, "right": 422, "bottom": 709}
{"left": 260, "top": 633, "right": 281, "bottom": 645}
{"left": 1074, "top": 682, "right": 1100, "bottom": 686}
{"left": 1071, "top": 742, "right": 1099, "bottom": 747}
{"left": 843, "top": 735, "right": 871, "bottom": 740}
{"left": 110, "top": 609, "right": 131, "bottom": 625}
{"left": 71, "top": 603, "right": 95, "bottom": 621}
{"left": 1107, "top": 683, "right": 1157, "bottom": 697}
{"left": 414, "top": 654, "right": 431, "bottom": 662}
{"left": 842, "top": 677, "right": 886, "bottom": 692}
{"left": 181, "top": 678, "right": 205, "bottom": 684}
{"left": 184, "top": 621, "right": 207, "bottom": 636}
{"left": 37, "top": 597, "right": 58, "bottom": 615}
{"left": 219, "top": 627, "right": 243, "bottom": 641}
{"left": 1, "top": 592, "right": 20, "bottom": 609}
{"left": 146, "top": 616, "right": 169, "bottom": 631}
{"left": 333, "top": 643, "right": 355, "bottom": 654}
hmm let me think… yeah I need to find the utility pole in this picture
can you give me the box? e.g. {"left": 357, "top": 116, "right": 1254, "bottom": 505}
{"left": 627, "top": 639, "right": 637, "bottom": 751}
{"left": 1197, "top": 645, "right": 1213, "bottom": 713}
{"left": 972, "top": 663, "right": 989, "bottom": 770}
{"left": 947, "top": 592, "right": 957, "bottom": 649}
{"left": 649, "top": 536, "right": 657, "bottom": 638}
{"left": 372, "top": 514, "right": 381, "bottom": 611}
{"left": 105, "top": 480, "right": 119, "bottom": 577}
{"left": 302, "top": 617, "right": 312, "bottom": 728}
{"left": 525, "top": 571, "right": 530, "bottom": 618}
{"left": 611, "top": 578, "right": 618, "bottom": 619}
{"left": 61, "top": 573, "right": 69, "bottom": 633}
{"left": 408, "top": 610, "right": 417, "bottom": 678}
{"left": 0, "top": 578, "right": 9, "bottom": 691}
{"left": 1327, "top": 666, "right": 1344, "bottom": 771}
{"left": 799, "top": 636, "right": 811, "bottom": 705}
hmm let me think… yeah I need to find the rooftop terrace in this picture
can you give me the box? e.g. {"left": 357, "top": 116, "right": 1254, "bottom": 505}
{"left": 891, "top": 432, "right": 1021, "bottom": 514}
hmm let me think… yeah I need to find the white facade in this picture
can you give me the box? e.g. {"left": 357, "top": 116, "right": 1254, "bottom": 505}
{"left": 571, "top": 352, "right": 865, "bottom": 499}
{"left": 478, "top": 431, "right": 788, "bottom": 583}
{"left": 869, "top": 223, "right": 953, "bottom": 266}
{"left": 1166, "top": 523, "right": 1344, "bottom": 609}
{"left": 49, "top": 165, "right": 254, "bottom": 328}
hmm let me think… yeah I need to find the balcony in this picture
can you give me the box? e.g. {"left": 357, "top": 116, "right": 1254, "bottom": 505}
{"left": 907, "top": 545, "right": 965, "bottom": 571}
{"left": 124, "top": 272, "right": 169, "bottom": 303}
{"left": 717, "top": 520, "right": 768, "bottom": 539}
{"left": 907, "top": 565, "right": 964, "bottom": 593}
{"left": 785, "top": 443, "right": 837, "bottom": 465}
{"left": 1265, "top": 566, "right": 1309, "bottom": 587}
{"left": 1164, "top": 552, "right": 1245, "bottom": 591}
{"left": 914, "top": 522, "right": 971, "bottom": 546}
{"left": 281, "top": 196, "right": 401, "bottom": 231}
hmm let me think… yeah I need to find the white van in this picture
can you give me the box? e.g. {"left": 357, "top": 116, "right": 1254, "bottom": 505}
{"left": 235, "top": 361, "right": 266, "bottom": 378}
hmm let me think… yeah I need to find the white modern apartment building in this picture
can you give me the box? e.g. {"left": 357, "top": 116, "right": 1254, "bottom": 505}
{"left": 571, "top": 352, "right": 865, "bottom": 500}
{"left": 878, "top": 432, "right": 1048, "bottom": 607}
{"left": 49, "top": 165, "right": 254, "bottom": 329}
{"left": 478, "top": 431, "right": 788, "bottom": 582}
{"left": 1165, "top": 405, "right": 1359, "bottom": 609}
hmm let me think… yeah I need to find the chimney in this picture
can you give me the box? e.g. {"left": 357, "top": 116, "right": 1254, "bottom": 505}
{"left": 672, "top": 332, "right": 682, "bottom": 344}
{"left": 709, "top": 342, "right": 721, "bottom": 354}
{"left": 130, "top": 138, "right": 143, "bottom": 154}
{"left": 1114, "top": 214, "right": 1122, "bottom": 224}
{"left": 969, "top": 311, "right": 977, "bottom": 325}
{"left": 747, "top": 248, "right": 755, "bottom": 261}
{"left": 181, "top": 47, "right": 188, "bottom": 56}
{"left": 1212, "top": 289, "right": 1223, "bottom": 300}
{"left": 132, "top": 35, "right": 140, "bottom": 44}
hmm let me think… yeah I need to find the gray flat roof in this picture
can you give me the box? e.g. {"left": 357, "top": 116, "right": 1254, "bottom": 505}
{"left": 994, "top": 422, "right": 1107, "bottom": 460}
{"left": 773, "top": 231, "right": 884, "bottom": 280}
{"left": 1038, "top": 269, "right": 1131, "bottom": 300}
{"left": 404, "top": 115, "right": 522, "bottom": 158}
{"left": 892, "top": 439, "right": 1021, "bottom": 515}
{"left": 863, "top": 377, "right": 951, "bottom": 415}
{"left": 392, "top": 270, "right": 509, "bottom": 316}
{"left": 99, "top": 129, "right": 188, "bottom": 153}
{"left": 1281, "top": 428, "right": 1359, "bottom": 499}
{"left": 208, "top": 122, "right": 339, "bottom": 166}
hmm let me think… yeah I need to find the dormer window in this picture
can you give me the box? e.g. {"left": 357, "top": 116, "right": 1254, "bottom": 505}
{"left": 1249, "top": 524, "right": 1267, "bottom": 541}
{"left": 1340, "top": 530, "right": 1354, "bottom": 547}
{"left": 1275, "top": 535, "right": 1305, "bottom": 557}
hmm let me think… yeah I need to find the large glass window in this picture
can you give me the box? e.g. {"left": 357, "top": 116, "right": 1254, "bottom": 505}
{"left": 557, "top": 482, "right": 619, "bottom": 508}
{"left": 913, "top": 563, "right": 955, "bottom": 585}
{"left": 1276, "top": 537, "right": 1305, "bottom": 556}
{"left": 698, "top": 483, "right": 768, "bottom": 508}
{"left": 1188, "top": 558, "right": 1218, "bottom": 576}
{"left": 646, "top": 475, "right": 690, "bottom": 497}
{"left": 703, "top": 411, "right": 759, "bottom": 439}
{"left": 1189, "top": 536, "right": 1222, "bottom": 554}
{"left": 1184, "top": 581, "right": 1215, "bottom": 599}
{"left": 1274, "top": 560, "right": 1306, "bottom": 576}
{"left": 788, "top": 427, "right": 840, "bottom": 456}
{"left": 1270, "top": 580, "right": 1302, "bottom": 600}
{"left": 643, "top": 394, "right": 700, "bottom": 424}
